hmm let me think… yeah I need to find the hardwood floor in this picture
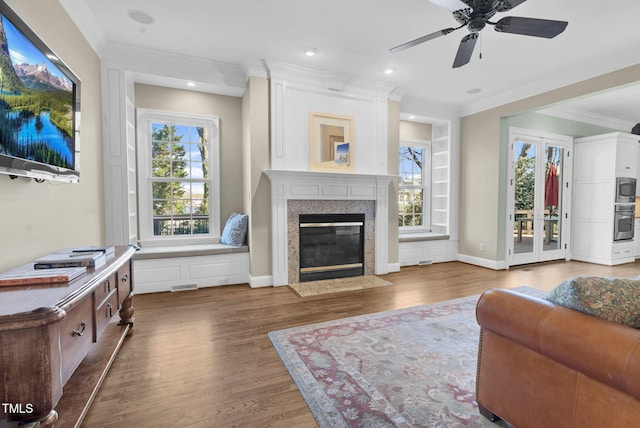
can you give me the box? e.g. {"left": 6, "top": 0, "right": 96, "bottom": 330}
{"left": 82, "top": 260, "right": 640, "bottom": 427}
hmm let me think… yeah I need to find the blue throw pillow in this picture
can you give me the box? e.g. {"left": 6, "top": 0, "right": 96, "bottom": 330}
{"left": 220, "top": 213, "right": 248, "bottom": 246}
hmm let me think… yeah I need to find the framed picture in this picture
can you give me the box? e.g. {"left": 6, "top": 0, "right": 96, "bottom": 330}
{"left": 328, "top": 135, "right": 343, "bottom": 160}
{"left": 309, "top": 112, "right": 354, "bottom": 172}
{"left": 333, "top": 142, "right": 349, "bottom": 165}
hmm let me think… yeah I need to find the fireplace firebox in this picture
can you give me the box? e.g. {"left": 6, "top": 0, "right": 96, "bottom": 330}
{"left": 299, "top": 213, "right": 365, "bottom": 282}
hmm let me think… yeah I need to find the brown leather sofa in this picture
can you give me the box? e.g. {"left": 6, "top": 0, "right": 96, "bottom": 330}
{"left": 475, "top": 288, "right": 640, "bottom": 427}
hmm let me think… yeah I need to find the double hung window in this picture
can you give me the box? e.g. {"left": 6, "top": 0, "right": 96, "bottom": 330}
{"left": 136, "top": 109, "right": 220, "bottom": 246}
{"left": 398, "top": 140, "right": 431, "bottom": 232}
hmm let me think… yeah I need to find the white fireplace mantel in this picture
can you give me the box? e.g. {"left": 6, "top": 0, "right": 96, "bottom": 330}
{"left": 264, "top": 169, "right": 395, "bottom": 286}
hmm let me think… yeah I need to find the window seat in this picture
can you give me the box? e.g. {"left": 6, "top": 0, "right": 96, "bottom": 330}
{"left": 133, "top": 244, "right": 250, "bottom": 294}
{"left": 399, "top": 233, "right": 449, "bottom": 243}
{"left": 398, "top": 233, "right": 457, "bottom": 267}
{"left": 134, "top": 243, "right": 249, "bottom": 260}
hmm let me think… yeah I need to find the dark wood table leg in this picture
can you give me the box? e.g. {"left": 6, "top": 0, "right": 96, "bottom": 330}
{"left": 38, "top": 409, "right": 58, "bottom": 427}
{"left": 118, "top": 292, "right": 135, "bottom": 336}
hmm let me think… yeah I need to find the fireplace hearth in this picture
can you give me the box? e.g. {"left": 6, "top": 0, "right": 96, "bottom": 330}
{"left": 299, "top": 213, "right": 365, "bottom": 282}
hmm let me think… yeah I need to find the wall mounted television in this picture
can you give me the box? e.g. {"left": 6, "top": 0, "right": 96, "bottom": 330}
{"left": 0, "top": 0, "right": 80, "bottom": 183}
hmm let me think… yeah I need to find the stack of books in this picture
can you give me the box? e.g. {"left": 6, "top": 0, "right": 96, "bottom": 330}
{"left": 0, "top": 266, "right": 87, "bottom": 287}
{"left": 34, "top": 246, "right": 116, "bottom": 269}
{"left": 0, "top": 246, "right": 118, "bottom": 287}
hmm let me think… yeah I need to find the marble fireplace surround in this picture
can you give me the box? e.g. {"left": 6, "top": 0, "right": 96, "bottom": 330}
{"left": 265, "top": 169, "right": 394, "bottom": 286}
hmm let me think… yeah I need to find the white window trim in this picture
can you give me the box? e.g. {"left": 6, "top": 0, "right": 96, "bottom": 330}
{"left": 399, "top": 138, "right": 431, "bottom": 234}
{"left": 136, "top": 108, "right": 221, "bottom": 247}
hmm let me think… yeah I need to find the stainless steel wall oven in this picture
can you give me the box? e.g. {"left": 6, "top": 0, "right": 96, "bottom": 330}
{"left": 614, "top": 204, "right": 635, "bottom": 241}
{"left": 616, "top": 177, "right": 637, "bottom": 203}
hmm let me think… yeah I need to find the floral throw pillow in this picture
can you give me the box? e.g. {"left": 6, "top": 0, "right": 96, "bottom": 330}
{"left": 220, "top": 213, "right": 248, "bottom": 246}
{"left": 545, "top": 276, "right": 640, "bottom": 328}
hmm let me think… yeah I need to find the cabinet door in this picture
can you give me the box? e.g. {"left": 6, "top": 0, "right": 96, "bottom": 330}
{"left": 616, "top": 139, "right": 638, "bottom": 176}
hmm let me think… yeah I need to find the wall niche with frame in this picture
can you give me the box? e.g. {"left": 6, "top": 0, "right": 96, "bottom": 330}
{"left": 309, "top": 112, "right": 354, "bottom": 172}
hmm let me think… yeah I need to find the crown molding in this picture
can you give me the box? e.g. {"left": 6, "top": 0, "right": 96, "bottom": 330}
{"left": 400, "top": 95, "right": 460, "bottom": 122}
{"left": 102, "top": 42, "right": 247, "bottom": 97}
{"left": 58, "top": 0, "right": 107, "bottom": 57}
{"left": 537, "top": 105, "right": 635, "bottom": 131}
{"left": 243, "top": 59, "right": 269, "bottom": 79}
{"left": 264, "top": 60, "right": 396, "bottom": 99}
{"left": 389, "top": 87, "right": 405, "bottom": 102}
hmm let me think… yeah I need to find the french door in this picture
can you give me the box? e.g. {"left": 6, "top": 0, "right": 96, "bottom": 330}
{"left": 506, "top": 128, "right": 572, "bottom": 266}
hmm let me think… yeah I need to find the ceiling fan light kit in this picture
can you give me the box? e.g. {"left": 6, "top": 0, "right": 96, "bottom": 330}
{"left": 390, "top": 0, "right": 568, "bottom": 68}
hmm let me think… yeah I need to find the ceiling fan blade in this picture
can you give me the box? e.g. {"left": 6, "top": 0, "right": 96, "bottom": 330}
{"left": 495, "top": 0, "right": 528, "bottom": 12}
{"left": 429, "top": 0, "right": 470, "bottom": 12}
{"left": 390, "top": 28, "right": 457, "bottom": 53}
{"left": 494, "top": 16, "right": 568, "bottom": 38}
{"left": 452, "top": 33, "right": 478, "bottom": 68}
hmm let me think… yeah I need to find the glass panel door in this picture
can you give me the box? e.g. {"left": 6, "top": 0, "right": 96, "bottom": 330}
{"left": 513, "top": 140, "right": 536, "bottom": 257}
{"left": 542, "top": 145, "right": 563, "bottom": 256}
{"left": 508, "top": 128, "right": 571, "bottom": 266}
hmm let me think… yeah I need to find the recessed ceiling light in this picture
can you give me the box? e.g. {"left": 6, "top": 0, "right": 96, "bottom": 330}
{"left": 187, "top": 82, "right": 196, "bottom": 87}
{"left": 303, "top": 48, "right": 318, "bottom": 57}
{"left": 384, "top": 68, "right": 394, "bottom": 75}
{"left": 409, "top": 115, "right": 416, "bottom": 119}
{"left": 127, "top": 9, "right": 154, "bottom": 25}
{"left": 466, "top": 88, "right": 482, "bottom": 94}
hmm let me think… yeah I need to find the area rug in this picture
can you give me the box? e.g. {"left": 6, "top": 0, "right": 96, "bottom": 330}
{"left": 289, "top": 275, "right": 392, "bottom": 297}
{"left": 269, "top": 286, "right": 545, "bottom": 427}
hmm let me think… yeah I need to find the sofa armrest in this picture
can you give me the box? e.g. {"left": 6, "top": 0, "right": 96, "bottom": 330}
{"left": 476, "top": 288, "right": 640, "bottom": 400}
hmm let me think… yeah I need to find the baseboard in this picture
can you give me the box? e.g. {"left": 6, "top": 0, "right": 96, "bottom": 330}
{"left": 456, "top": 253, "right": 506, "bottom": 270}
{"left": 387, "top": 263, "right": 401, "bottom": 273}
{"left": 249, "top": 275, "right": 273, "bottom": 288}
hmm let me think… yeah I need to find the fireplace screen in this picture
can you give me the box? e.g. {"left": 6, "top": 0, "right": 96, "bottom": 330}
{"left": 299, "top": 213, "right": 365, "bottom": 282}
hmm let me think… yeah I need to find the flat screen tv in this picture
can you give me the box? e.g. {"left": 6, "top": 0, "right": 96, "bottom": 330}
{"left": 0, "top": 1, "right": 80, "bottom": 183}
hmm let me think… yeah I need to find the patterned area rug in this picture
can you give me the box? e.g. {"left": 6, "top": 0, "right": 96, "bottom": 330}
{"left": 269, "top": 286, "right": 545, "bottom": 427}
{"left": 289, "top": 275, "right": 392, "bottom": 297}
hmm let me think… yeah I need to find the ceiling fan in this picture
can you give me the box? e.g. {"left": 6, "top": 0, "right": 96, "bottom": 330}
{"left": 390, "top": 0, "right": 568, "bottom": 68}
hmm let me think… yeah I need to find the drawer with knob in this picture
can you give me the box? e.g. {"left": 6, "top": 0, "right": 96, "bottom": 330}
{"left": 96, "top": 290, "right": 119, "bottom": 339}
{"left": 94, "top": 272, "right": 117, "bottom": 308}
{"left": 59, "top": 296, "right": 94, "bottom": 385}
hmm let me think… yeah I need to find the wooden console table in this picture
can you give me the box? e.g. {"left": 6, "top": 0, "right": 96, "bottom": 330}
{"left": 0, "top": 246, "right": 136, "bottom": 427}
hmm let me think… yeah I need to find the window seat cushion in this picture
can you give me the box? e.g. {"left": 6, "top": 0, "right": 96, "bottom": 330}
{"left": 399, "top": 233, "right": 449, "bottom": 243}
{"left": 134, "top": 243, "right": 248, "bottom": 260}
